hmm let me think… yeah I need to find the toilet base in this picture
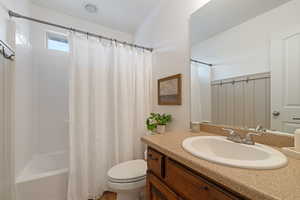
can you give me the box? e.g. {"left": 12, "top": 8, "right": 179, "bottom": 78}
{"left": 116, "top": 190, "right": 141, "bottom": 200}
{"left": 108, "top": 179, "right": 146, "bottom": 200}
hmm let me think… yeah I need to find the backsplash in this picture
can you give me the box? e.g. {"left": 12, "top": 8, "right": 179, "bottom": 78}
{"left": 200, "top": 123, "right": 294, "bottom": 148}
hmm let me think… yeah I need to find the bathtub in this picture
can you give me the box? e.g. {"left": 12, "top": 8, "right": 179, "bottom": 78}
{"left": 16, "top": 151, "right": 69, "bottom": 200}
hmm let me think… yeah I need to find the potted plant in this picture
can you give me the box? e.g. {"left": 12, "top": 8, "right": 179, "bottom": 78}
{"left": 146, "top": 113, "right": 172, "bottom": 134}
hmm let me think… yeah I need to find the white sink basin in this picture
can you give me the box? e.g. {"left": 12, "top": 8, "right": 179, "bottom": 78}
{"left": 182, "top": 136, "right": 287, "bottom": 169}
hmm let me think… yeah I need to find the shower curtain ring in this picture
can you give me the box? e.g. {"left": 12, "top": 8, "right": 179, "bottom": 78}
{"left": 69, "top": 28, "right": 75, "bottom": 33}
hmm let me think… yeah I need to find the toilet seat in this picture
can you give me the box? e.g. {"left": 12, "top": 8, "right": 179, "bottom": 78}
{"left": 107, "top": 159, "right": 147, "bottom": 184}
{"left": 109, "top": 175, "right": 146, "bottom": 183}
{"left": 108, "top": 178, "right": 146, "bottom": 191}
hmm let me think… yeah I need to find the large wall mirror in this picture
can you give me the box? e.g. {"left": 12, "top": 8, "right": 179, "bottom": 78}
{"left": 190, "top": 0, "right": 300, "bottom": 135}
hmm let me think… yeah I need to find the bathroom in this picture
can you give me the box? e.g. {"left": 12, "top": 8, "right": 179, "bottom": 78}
{"left": 0, "top": 0, "right": 300, "bottom": 200}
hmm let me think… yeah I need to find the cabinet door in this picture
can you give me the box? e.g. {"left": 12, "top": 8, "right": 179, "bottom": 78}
{"left": 147, "top": 148, "right": 165, "bottom": 178}
{"left": 147, "top": 172, "right": 179, "bottom": 200}
{"left": 165, "top": 159, "right": 241, "bottom": 200}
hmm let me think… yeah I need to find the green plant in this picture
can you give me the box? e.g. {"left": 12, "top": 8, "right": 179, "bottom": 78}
{"left": 146, "top": 113, "right": 172, "bottom": 131}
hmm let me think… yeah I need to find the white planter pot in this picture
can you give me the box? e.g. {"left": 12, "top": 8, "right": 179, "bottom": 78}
{"left": 156, "top": 125, "right": 166, "bottom": 134}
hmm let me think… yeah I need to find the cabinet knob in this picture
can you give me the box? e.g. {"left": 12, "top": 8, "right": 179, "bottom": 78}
{"left": 200, "top": 186, "right": 209, "bottom": 191}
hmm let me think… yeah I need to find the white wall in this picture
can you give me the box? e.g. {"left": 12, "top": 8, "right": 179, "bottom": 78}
{"left": 30, "top": 4, "right": 134, "bottom": 155}
{"left": 134, "top": 0, "right": 211, "bottom": 131}
{"left": 192, "top": 0, "right": 300, "bottom": 81}
{"left": 0, "top": 0, "right": 34, "bottom": 177}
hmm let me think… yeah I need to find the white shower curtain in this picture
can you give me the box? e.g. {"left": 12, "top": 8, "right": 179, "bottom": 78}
{"left": 0, "top": 55, "right": 15, "bottom": 200}
{"left": 67, "top": 34, "right": 152, "bottom": 200}
{"left": 0, "top": 20, "right": 15, "bottom": 200}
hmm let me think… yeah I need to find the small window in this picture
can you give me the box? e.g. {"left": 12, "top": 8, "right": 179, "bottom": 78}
{"left": 47, "top": 32, "right": 69, "bottom": 52}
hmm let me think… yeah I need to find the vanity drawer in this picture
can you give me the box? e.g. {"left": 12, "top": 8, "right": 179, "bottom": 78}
{"left": 147, "top": 148, "right": 165, "bottom": 178}
{"left": 165, "top": 158, "right": 241, "bottom": 200}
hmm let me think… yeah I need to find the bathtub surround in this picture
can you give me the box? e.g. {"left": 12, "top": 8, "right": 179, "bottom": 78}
{"left": 68, "top": 33, "right": 152, "bottom": 200}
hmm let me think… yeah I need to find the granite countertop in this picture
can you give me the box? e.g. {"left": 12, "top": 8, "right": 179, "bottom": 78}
{"left": 141, "top": 131, "right": 300, "bottom": 200}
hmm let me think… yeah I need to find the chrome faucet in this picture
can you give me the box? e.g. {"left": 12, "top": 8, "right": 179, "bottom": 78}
{"left": 243, "top": 125, "right": 267, "bottom": 145}
{"left": 223, "top": 128, "right": 243, "bottom": 143}
{"left": 223, "top": 125, "right": 266, "bottom": 145}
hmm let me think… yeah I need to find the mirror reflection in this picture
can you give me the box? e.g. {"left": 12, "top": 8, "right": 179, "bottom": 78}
{"left": 190, "top": 0, "right": 300, "bottom": 134}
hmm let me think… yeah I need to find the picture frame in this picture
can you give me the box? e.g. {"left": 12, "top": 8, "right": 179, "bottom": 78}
{"left": 158, "top": 74, "right": 182, "bottom": 105}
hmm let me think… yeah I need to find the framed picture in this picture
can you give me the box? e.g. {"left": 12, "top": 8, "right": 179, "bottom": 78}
{"left": 158, "top": 74, "right": 182, "bottom": 105}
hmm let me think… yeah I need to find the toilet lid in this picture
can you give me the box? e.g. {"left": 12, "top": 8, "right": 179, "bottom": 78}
{"left": 108, "top": 159, "right": 147, "bottom": 182}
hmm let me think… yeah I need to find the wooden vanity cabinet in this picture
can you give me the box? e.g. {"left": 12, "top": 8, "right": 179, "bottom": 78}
{"left": 146, "top": 147, "right": 247, "bottom": 200}
{"left": 147, "top": 173, "right": 179, "bottom": 200}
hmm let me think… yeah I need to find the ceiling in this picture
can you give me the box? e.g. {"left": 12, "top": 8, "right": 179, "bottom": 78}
{"left": 30, "top": 0, "right": 162, "bottom": 34}
{"left": 191, "top": 0, "right": 292, "bottom": 45}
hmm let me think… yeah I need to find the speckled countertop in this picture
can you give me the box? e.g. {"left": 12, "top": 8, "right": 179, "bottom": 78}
{"left": 141, "top": 131, "right": 300, "bottom": 200}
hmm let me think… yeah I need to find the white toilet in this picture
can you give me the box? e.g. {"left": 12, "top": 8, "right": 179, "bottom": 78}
{"left": 107, "top": 159, "right": 147, "bottom": 200}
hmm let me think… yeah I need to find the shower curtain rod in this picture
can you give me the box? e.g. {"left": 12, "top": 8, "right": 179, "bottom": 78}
{"left": 8, "top": 10, "right": 154, "bottom": 52}
{"left": 190, "top": 59, "right": 213, "bottom": 67}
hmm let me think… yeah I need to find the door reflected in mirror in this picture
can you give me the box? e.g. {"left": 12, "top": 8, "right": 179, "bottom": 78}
{"left": 190, "top": 0, "right": 300, "bottom": 134}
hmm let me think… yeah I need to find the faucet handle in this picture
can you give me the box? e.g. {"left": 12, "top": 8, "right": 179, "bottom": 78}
{"left": 246, "top": 131, "right": 266, "bottom": 138}
{"left": 246, "top": 132, "right": 261, "bottom": 137}
{"left": 255, "top": 125, "right": 267, "bottom": 132}
{"left": 244, "top": 131, "right": 266, "bottom": 145}
{"left": 243, "top": 133, "right": 257, "bottom": 145}
{"left": 255, "top": 125, "right": 262, "bottom": 131}
{"left": 222, "top": 128, "right": 235, "bottom": 135}
{"left": 223, "top": 128, "right": 243, "bottom": 143}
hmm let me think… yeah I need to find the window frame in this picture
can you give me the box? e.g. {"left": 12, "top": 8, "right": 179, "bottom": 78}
{"left": 45, "top": 30, "right": 69, "bottom": 53}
